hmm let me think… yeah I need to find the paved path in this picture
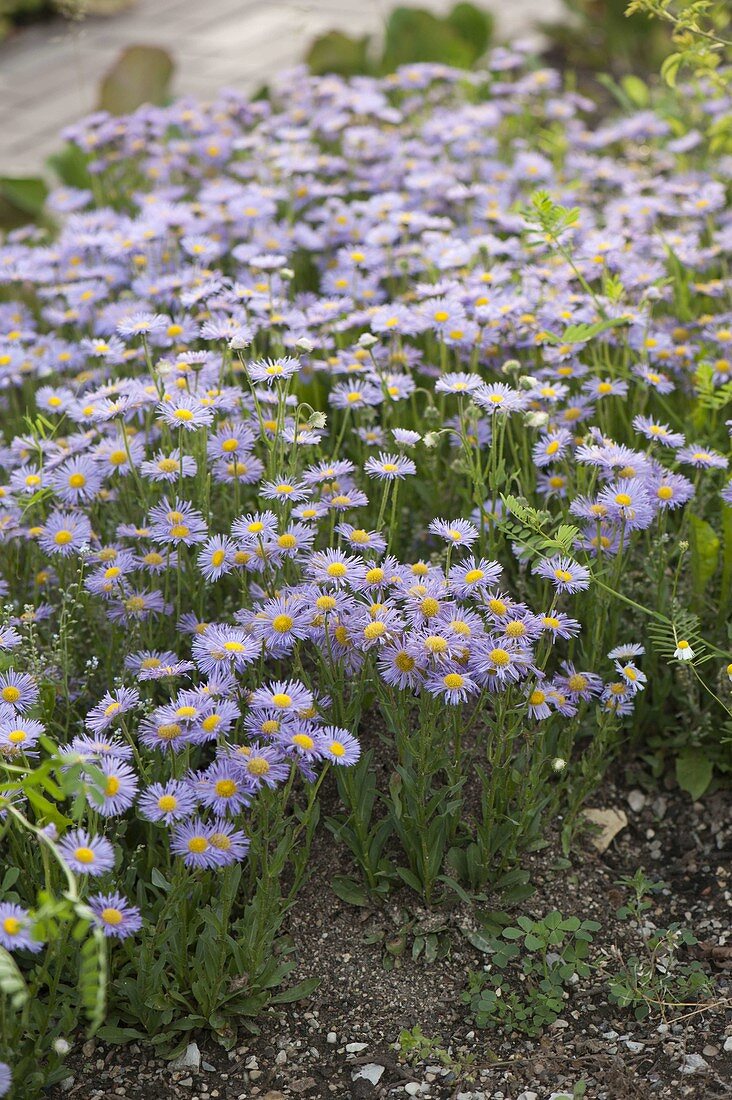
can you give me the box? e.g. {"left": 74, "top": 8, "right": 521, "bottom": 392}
{"left": 0, "top": 0, "right": 563, "bottom": 175}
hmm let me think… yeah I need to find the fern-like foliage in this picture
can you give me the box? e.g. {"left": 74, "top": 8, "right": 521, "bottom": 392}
{"left": 646, "top": 602, "right": 715, "bottom": 665}
{"left": 499, "top": 495, "right": 581, "bottom": 560}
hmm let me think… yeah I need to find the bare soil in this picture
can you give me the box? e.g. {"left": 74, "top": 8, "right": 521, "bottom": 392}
{"left": 52, "top": 777, "right": 732, "bottom": 1100}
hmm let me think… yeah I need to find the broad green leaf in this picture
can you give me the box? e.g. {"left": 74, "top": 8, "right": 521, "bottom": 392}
{"left": 306, "top": 31, "right": 372, "bottom": 76}
{"left": 382, "top": 8, "right": 475, "bottom": 72}
{"left": 0, "top": 945, "right": 29, "bottom": 1008}
{"left": 269, "top": 976, "right": 320, "bottom": 1004}
{"left": 689, "top": 514, "right": 719, "bottom": 600}
{"left": 98, "top": 46, "right": 175, "bottom": 114}
{"left": 676, "top": 748, "right": 713, "bottom": 800}
{"left": 330, "top": 874, "right": 370, "bottom": 907}
{"left": 445, "top": 3, "right": 493, "bottom": 62}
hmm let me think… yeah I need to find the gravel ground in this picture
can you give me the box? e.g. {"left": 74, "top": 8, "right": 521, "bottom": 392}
{"left": 50, "top": 778, "right": 732, "bottom": 1100}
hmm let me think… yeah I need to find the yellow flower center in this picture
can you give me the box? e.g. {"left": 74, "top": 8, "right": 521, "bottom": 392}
{"left": 272, "top": 692, "right": 292, "bottom": 708}
{"left": 444, "top": 673, "right": 464, "bottom": 689}
{"left": 394, "top": 651, "right": 415, "bottom": 672}
{"left": 54, "top": 530, "right": 73, "bottom": 546}
{"left": 187, "top": 836, "right": 208, "bottom": 853}
{"left": 104, "top": 776, "right": 121, "bottom": 796}
{"left": 158, "top": 795, "right": 177, "bottom": 812}
{"left": 364, "top": 621, "right": 386, "bottom": 640}
{"left": 505, "top": 621, "right": 526, "bottom": 638}
{"left": 74, "top": 846, "right": 95, "bottom": 864}
{"left": 614, "top": 493, "right": 632, "bottom": 507}
{"left": 489, "top": 648, "right": 510, "bottom": 667}
{"left": 215, "top": 779, "right": 237, "bottom": 798}
{"left": 101, "top": 907, "right": 123, "bottom": 925}
{"left": 157, "top": 722, "right": 182, "bottom": 740}
{"left": 2, "top": 917, "right": 21, "bottom": 935}
{"left": 293, "top": 733, "right": 314, "bottom": 749}
{"left": 1, "top": 686, "right": 21, "bottom": 703}
{"left": 68, "top": 473, "right": 86, "bottom": 488}
{"left": 529, "top": 690, "right": 546, "bottom": 705}
{"left": 326, "top": 562, "right": 347, "bottom": 577}
{"left": 247, "top": 756, "right": 270, "bottom": 776}
{"left": 421, "top": 597, "right": 440, "bottom": 617}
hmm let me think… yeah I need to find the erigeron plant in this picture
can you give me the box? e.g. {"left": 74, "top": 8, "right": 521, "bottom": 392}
{"left": 0, "top": 46, "right": 730, "bottom": 1095}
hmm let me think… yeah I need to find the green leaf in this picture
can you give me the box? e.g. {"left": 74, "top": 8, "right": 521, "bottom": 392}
{"left": 0, "top": 945, "right": 29, "bottom": 1009}
{"left": 270, "top": 976, "right": 320, "bottom": 1004}
{"left": 462, "top": 928, "right": 495, "bottom": 953}
{"left": 382, "top": 7, "right": 475, "bottom": 72}
{"left": 675, "top": 748, "right": 713, "bottom": 800}
{"left": 95, "top": 1026, "right": 146, "bottom": 1044}
{"left": 47, "top": 143, "right": 93, "bottom": 190}
{"left": 330, "top": 875, "right": 370, "bottom": 907}
{"left": 98, "top": 46, "right": 175, "bottom": 114}
{"left": 0, "top": 176, "right": 48, "bottom": 229}
{"left": 720, "top": 505, "right": 732, "bottom": 618}
{"left": 620, "top": 74, "right": 650, "bottom": 107}
{"left": 660, "top": 52, "right": 683, "bottom": 88}
{"left": 689, "top": 514, "right": 719, "bottom": 600}
{"left": 445, "top": 3, "right": 493, "bottom": 61}
{"left": 306, "top": 30, "right": 372, "bottom": 76}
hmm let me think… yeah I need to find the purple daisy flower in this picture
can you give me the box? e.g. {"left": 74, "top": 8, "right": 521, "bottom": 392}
{"left": 170, "top": 819, "right": 218, "bottom": 869}
{"left": 49, "top": 456, "right": 104, "bottom": 504}
{"left": 249, "top": 679, "right": 314, "bottom": 715}
{"left": 86, "top": 758, "right": 138, "bottom": 817}
{"left": 205, "top": 819, "right": 250, "bottom": 866}
{"left": 138, "top": 780, "right": 198, "bottom": 823}
{"left": 0, "top": 902, "right": 42, "bottom": 953}
{"left": 38, "top": 509, "right": 92, "bottom": 556}
{"left": 677, "top": 443, "right": 727, "bottom": 470}
{"left": 88, "top": 892, "right": 142, "bottom": 938}
{"left": 364, "top": 452, "right": 416, "bottom": 481}
{"left": 429, "top": 517, "right": 479, "bottom": 549}
{"left": 0, "top": 670, "right": 38, "bottom": 712}
{"left": 58, "top": 829, "right": 115, "bottom": 876}
{"left": 533, "top": 555, "right": 591, "bottom": 594}
{"left": 148, "top": 497, "right": 208, "bottom": 546}
{"left": 85, "top": 687, "right": 140, "bottom": 734}
{"left": 192, "top": 760, "right": 251, "bottom": 816}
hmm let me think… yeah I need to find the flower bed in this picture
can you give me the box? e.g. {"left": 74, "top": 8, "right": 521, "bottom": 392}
{"left": 0, "top": 45, "right": 730, "bottom": 1095}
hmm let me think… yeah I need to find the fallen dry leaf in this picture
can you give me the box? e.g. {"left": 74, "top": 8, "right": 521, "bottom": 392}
{"left": 583, "top": 807, "right": 629, "bottom": 852}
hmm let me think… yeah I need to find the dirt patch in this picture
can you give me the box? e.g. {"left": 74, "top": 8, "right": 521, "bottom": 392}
{"left": 52, "top": 777, "right": 732, "bottom": 1100}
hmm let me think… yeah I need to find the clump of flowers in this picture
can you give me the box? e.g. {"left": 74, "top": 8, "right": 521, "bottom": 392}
{"left": 0, "top": 43, "right": 730, "bottom": 1094}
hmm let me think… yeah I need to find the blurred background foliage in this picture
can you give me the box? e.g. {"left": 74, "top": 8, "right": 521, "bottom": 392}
{"left": 306, "top": 4, "right": 493, "bottom": 76}
{"left": 0, "top": 0, "right": 729, "bottom": 229}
